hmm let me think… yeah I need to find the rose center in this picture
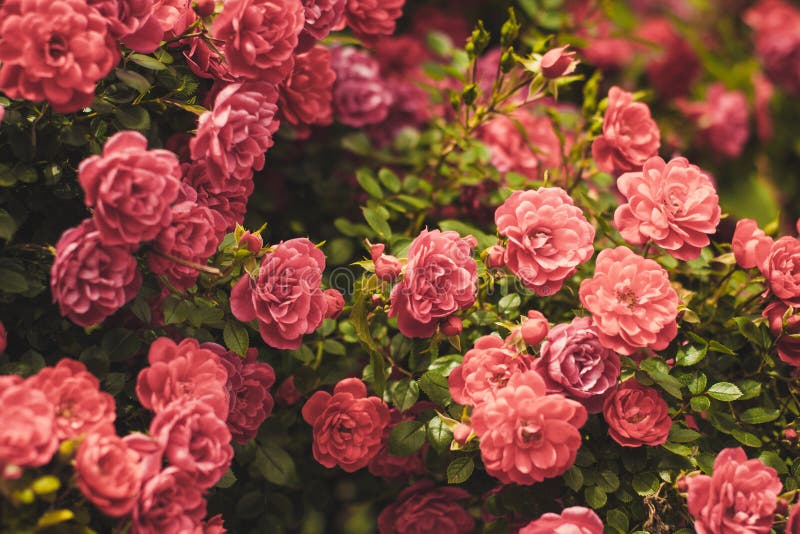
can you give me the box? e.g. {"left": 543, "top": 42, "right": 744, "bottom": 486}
{"left": 616, "top": 288, "right": 639, "bottom": 309}
{"left": 518, "top": 421, "right": 543, "bottom": 444}
{"left": 46, "top": 35, "right": 68, "bottom": 63}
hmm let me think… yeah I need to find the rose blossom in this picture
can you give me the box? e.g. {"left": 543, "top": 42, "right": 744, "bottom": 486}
{"left": 788, "top": 499, "right": 800, "bottom": 534}
{"left": 448, "top": 335, "right": 534, "bottom": 406}
{"left": 0, "top": 0, "right": 119, "bottom": 113}
{"left": 471, "top": 370, "right": 587, "bottom": 485}
{"left": 534, "top": 317, "right": 620, "bottom": 414}
{"left": 495, "top": 188, "right": 595, "bottom": 296}
{"left": 330, "top": 46, "right": 393, "bottom": 127}
{"left": 765, "top": 236, "right": 800, "bottom": 306}
{"left": 764, "top": 301, "right": 800, "bottom": 366}
{"left": 50, "top": 219, "right": 142, "bottom": 327}
{"left": 231, "top": 237, "right": 326, "bottom": 350}
{"left": 278, "top": 46, "right": 335, "bottom": 138}
{"left": 182, "top": 161, "right": 253, "bottom": 232}
{"left": 732, "top": 218, "right": 773, "bottom": 272}
{"left": 744, "top": 0, "right": 800, "bottom": 95}
{"left": 297, "top": 0, "right": 346, "bottom": 52}
{"left": 686, "top": 447, "right": 782, "bottom": 533}
{"left": 388, "top": 229, "right": 478, "bottom": 338}
{"left": 123, "top": 433, "right": 164, "bottom": 480}
{"left": 368, "top": 408, "right": 427, "bottom": 480}
{"left": 132, "top": 466, "right": 207, "bottom": 534}
{"left": 75, "top": 433, "right": 143, "bottom": 517}
{"left": 614, "top": 156, "right": 721, "bottom": 261}
{"left": 602, "top": 379, "right": 671, "bottom": 447}
{"left": 518, "top": 310, "right": 550, "bottom": 346}
{"left": 540, "top": 46, "right": 577, "bottom": 79}
{"left": 519, "top": 507, "right": 604, "bottom": 534}
{"left": 150, "top": 399, "right": 233, "bottom": 488}
{"left": 579, "top": 246, "right": 679, "bottom": 355}
{"left": 211, "top": 0, "right": 304, "bottom": 83}
{"left": 0, "top": 383, "right": 58, "bottom": 473}
{"left": 677, "top": 83, "right": 749, "bottom": 159}
{"left": 591, "top": 87, "right": 661, "bottom": 174}
{"left": 323, "top": 289, "right": 345, "bottom": 319}
{"left": 345, "top": 0, "right": 404, "bottom": 42}
{"left": 136, "top": 337, "right": 230, "bottom": 420}
{"left": 152, "top": 0, "right": 195, "bottom": 37}
{"left": 87, "top": 0, "right": 163, "bottom": 53}
{"left": 367, "top": 240, "right": 402, "bottom": 281}
{"left": 301, "top": 378, "right": 390, "bottom": 472}
{"left": 377, "top": 481, "right": 474, "bottom": 534}
{"left": 636, "top": 18, "right": 700, "bottom": 99}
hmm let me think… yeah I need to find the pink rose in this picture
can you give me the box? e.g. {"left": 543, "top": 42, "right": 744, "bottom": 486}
{"left": 732, "top": 218, "right": 773, "bottom": 272}
{"left": 788, "top": 499, "right": 800, "bottom": 534}
{"left": 518, "top": 310, "right": 550, "bottom": 346}
{"left": 87, "top": 0, "right": 163, "bottom": 53}
{"left": 0, "top": 383, "right": 58, "bottom": 472}
{"left": 602, "top": 379, "right": 671, "bottom": 447}
{"left": 27, "top": 359, "right": 116, "bottom": 440}
{"left": 123, "top": 433, "right": 164, "bottom": 481}
{"left": 614, "top": 156, "right": 721, "bottom": 261}
{"left": 79, "top": 131, "right": 181, "bottom": 246}
{"left": 182, "top": 161, "right": 253, "bottom": 233}
{"left": 519, "top": 507, "right": 604, "bottom": 534}
{"left": 211, "top": 0, "right": 304, "bottom": 83}
{"left": 764, "top": 302, "right": 800, "bottom": 366}
{"left": 136, "top": 337, "right": 230, "bottom": 420}
{"left": 276, "top": 376, "right": 303, "bottom": 405}
{"left": 75, "top": 433, "right": 143, "bottom": 517}
{"left": 238, "top": 231, "right": 263, "bottom": 253}
{"left": 448, "top": 334, "right": 534, "bottom": 406}
{"left": 477, "top": 111, "right": 563, "bottom": 179}
{"left": 297, "top": 0, "right": 346, "bottom": 52}
{"left": 485, "top": 244, "right": 506, "bottom": 269}
{"left": 636, "top": 18, "right": 700, "bottom": 98}
{"left": 579, "top": 246, "right": 679, "bottom": 355}
{"left": 331, "top": 46, "right": 393, "bottom": 127}
{"left": 377, "top": 481, "right": 474, "bottom": 534}
{"left": 345, "top": 0, "right": 404, "bottom": 42}
{"left": 677, "top": 83, "right": 749, "bottom": 159}
{"left": 440, "top": 316, "right": 463, "bottom": 337}
{"left": 323, "top": 288, "right": 345, "bottom": 319}
{"left": 591, "top": 86, "right": 661, "bottom": 174}
{"left": 150, "top": 399, "right": 233, "bottom": 488}
{"left": 540, "top": 46, "right": 577, "bottom": 79}
{"left": 367, "top": 240, "right": 402, "bottom": 281}
{"left": 132, "top": 466, "right": 207, "bottom": 534}
{"left": 367, "top": 408, "right": 427, "bottom": 480}
{"left": 765, "top": 236, "right": 800, "bottom": 306}
{"left": 0, "top": 0, "right": 119, "bottom": 113}
{"left": 388, "top": 229, "right": 478, "bottom": 338}
{"left": 301, "top": 378, "right": 390, "bottom": 472}
{"left": 278, "top": 46, "right": 335, "bottom": 138}
{"left": 534, "top": 317, "right": 620, "bottom": 414}
{"left": 50, "top": 219, "right": 142, "bottom": 327}
{"left": 495, "top": 188, "right": 595, "bottom": 296}
{"left": 198, "top": 515, "right": 226, "bottom": 534}
{"left": 0, "top": 321, "right": 6, "bottom": 353}
{"left": 183, "top": 36, "right": 234, "bottom": 82}
{"left": 231, "top": 238, "right": 327, "bottom": 350}
{"left": 471, "top": 371, "right": 587, "bottom": 485}
{"left": 151, "top": 0, "right": 195, "bottom": 37}
{"left": 744, "top": 0, "right": 800, "bottom": 95}
{"left": 686, "top": 447, "right": 782, "bottom": 533}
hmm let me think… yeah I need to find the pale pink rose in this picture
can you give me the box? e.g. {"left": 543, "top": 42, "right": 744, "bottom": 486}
{"left": 377, "top": 480, "right": 474, "bottom": 534}
{"left": 278, "top": 46, "right": 335, "bottom": 138}
{"left": 0, "top": 384, "right": 58, "bottom": 472}
{"left": 495, "top": 188, "right": 595, "bottom": 296}
{"left": 448, "top": 335, "right": 534, "bottom": 406}
{"left": 602, "top": 379, "right": 671, "bottom": 447}
{"left": 744, "top": 0, "right": 800, "bottom": 95}
{"left": 132, "top": 466, "right": 207, "bottom": 534}
{"left": 614, "top": 156, "right": 720, "bottom": 260}
{"left": 677, "top": 83, "right": 749, "bottom": 159}
{"left": 732, "top": 219, "right": 773, "bottom": 272}
{"left": 592, "top": 87, "right": 661, "bottom": 174}
{"left": 297, "top": 0, "right": 346, "bottom": 52}
{"left": 345, "top": 0, "right": 404, "bottom": 42}
{"left": 766, "top": 236, "right": 800, "bottom": 306}
{"left": 388, "top": 229, "right": 478, "bottom": 338}
{"left": 519, "top": 507, "right": 604, "bottom": 534}
{"left": 330, "top": 46, "right": 393, "bottom": 127}
{"left": 477, "top": 111, "right": 563, "bottom": 179}
{"left": 75, "top": 433, "right": 143, "bottom": 517}
{"left": 763, "top": 301, "right": 800, "bottom": 366}
{"left": 579, "top": 246, "right": 679, "bottom": 355}
{"left": 686, "top": 447, "right": 782, "bottom": 533}
{"left": 367, "top": 240, "right": 402, "bottom": 281}
{"left": 87, "top": 0, "right": 163, "bottom": 53}
{"left": 636, "top": 18, "right": 700, "bottom": 99}
{"left": 471, "top": 371, "right": 587, "bottom": 485}
{"left": 540, "top": 46, "right": 577, "bottom": 79}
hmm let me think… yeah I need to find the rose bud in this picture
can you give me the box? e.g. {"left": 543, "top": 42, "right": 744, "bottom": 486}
{"left": 484, "top": 244, "right": 506, "bottom": 269}
{"left": 784, "top": 428, "right": 798, "bottom": 441}
{"left": 238, "top": 231, "right": 263, "bottom": 253}
{"left": 276, "top": 376, "right": 303, "bottom": 406}
{"left": 540, "top": 46, "right": 577, "bottom": 79}
{"left": 440, "top": 316, "right": 463, "bottom": 337}
{"left": 367, "top": 240, "right": 402, "bottom": 281}
{"left": 195, "top": 0, "right": 216, "bottom": 17}
{"left": 323, "top": 289, "right": 345, "bottom": 319}
{"left": 520, "top": 310, "right": 549, "bottom": 345}
{"left": 453, "top": 423, "right": 472, "bottom": 445}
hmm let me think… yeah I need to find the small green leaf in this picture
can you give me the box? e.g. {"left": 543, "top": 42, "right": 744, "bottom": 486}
{"left": 389, "top": 379, "right": 420, "bottom": 413}
{"left": 676, "top": 345, "right": 707, "bottom": 367}
{"left": 129, "top": 53, "right": 167, "bottom": 70}
{"left": 377, "top": 168, "right": 401, "bottom": 193}
{"left": 668, "top": 426, "right": 702, "bottom": 443}
{"left": 419, "top": 369, "right": 452, "bottom": 407}
{"left": 362, "top": 206, "right": 391, "bottom": 238}
{"left": 707, "top": 382, "right": 743, "bottom": 402}
{"left": 101, "top": 329, "right": 142, "bottom": 362}
{"left": 690, "top": 395, "right": 711, "bottom": 412}
{"left": 388, "top": 421, "right": 426, "bottom": 457}
{"left": 215, "top": 468, "right": 237, "bottom": 489}
{"left": 356, "top": 169, "right": 383, "bottom": 198}
{"left": 254, "top": 443, "right": 297, "bottom": 487}
{"left": 708, "top": 340, "right": 736, "bottom": 355}
{"left": 597, "top": 470, "right": 620, "bottom": 493}
{"left": 0, "top": 268, "right": 28, "bottom": 293}
{"left": 731, "top": 429, "right": 762, "bottom": 447}
{"left": 223, "top": 322, "right": 249, "bottom": 356}
{"left": 438, "top": 219, "right": 495, "bottom": 250}
{"left": 322, "top": 339, "right": 346, "bottom": 356}
{"left": 606, "top": 509, "right": 629, "bottom": 534}
{"left": 446, "top": 456, "right": 474, "bottom": 484}
{"left": 426, "top": 416, "right": 454, "bottom": 454}
{"left": 114, "top": 106, "right": 150, "bottom": 130}
{"left": 584, "top": 486, "right": 607, "bottom": 508}
{"left": 758, "top": 451, "right": 789, "bottom": 474}
{"left": 563, "top": 466, "right": 584, "bottom": 491}
{"left": 498, "top": 293, "right": 521, "bottom": 316}
{"left": 115, "top": 68, "right": 151, "bottom": 93}
{"left": 632, "top": 472, "right": 660, "bottom": 496}
{"left": 36, "top": 510, "right": 74, "bottom": 528}
{"left": 740, "top": 407, "right": 781, "bottom": 424}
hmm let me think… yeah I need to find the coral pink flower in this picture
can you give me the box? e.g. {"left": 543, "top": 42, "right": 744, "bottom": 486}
{"left": 518, "top": 310, "right": 550, "bottom": 346}
{"left": 614, "top": 156, "right": 720, "bottom": 261}
{"left": 79, "top": 131, "right": 181, "bottom": 247}
{"left": 136, "top": 337, "right": 230, "bottom": 420}
{"left": 278, "top": 46, "right": 335, "bottom": 138}
{"left": 602, "top": 380, "right": 671, "bottom": 447}
{"left": 367, "top": 240, "right": 402, "bottom": 281}
{"left": 50, "top": 219, "right": 142, "bottom": 327}
{"left": 388, "top": 229, "right": 478, "bottom": 338}
{"left": 766, "top": 236, "right": 800, "bottom": 306}
{"left": 211, "top": 0, "right": 304, "bottom": 83}
{"left": 0, "top": 0, "right": 119, "bottom": 113}
{"left": 75, "top": 433, "right": 143, "bottom": 517}
{"left": 0, "top": 384, "right": 57, "bottom": 473}
{"left": 448, "top": 335, "right": 534, "bottom": 406}
{"left": 686, "top": 447, "right": 782, "bottom": 533}
{"left": 519, "top": 506, "right": 604, "bottom": 533}
{"left": 132, "top": 466, "right": 207, "bottom": 533}
{"left": 579, "top": 246, "right": 679, "bottom": 355}
{"left": 297, "top": 0, "right": 346, "bottom": 52}
{"left": 150, "top": 399, "right": 233, "bottom": 489}
{"left": 744, "top": 0, "right": 800, "bottom": 95}
{"left": 88, "top": 0, "right": 163, "bottom": 53}
{"left": 495, "top": 188, "right": 595, "bottom": 296}
{"left": 732, "top": 218, "right": 773, "bottom": 272}
{"left": 636, "top": 18, "right": 700, "bottom": 99}
{"left": 345, "top": 0, "right": 404, "bottom": 42}
{"left": 677, "top": 83, "right": 749, "bottom": 159}
{"left": 182, "top": 161, "right": 253, "bottom": 233}
{"left": 301, "top": 378, "right": 390, "bottom": 472}
{"left": 764, "top": 302, "right": 800, "bottom": 366}
{"left": 592, "top": 87, "right": 661, "bottom": 174}
{"left": 471, "top": 371, "right": 587, "bottom": 485}
{"left": 330, "top": 46, "right": 393, "bottom": 127}
{"left": 368, "top": 408, "right": 427, "bottom": 480}
{"left": 534, "top": 317, "right": 620, "bottom": 414}
{"left": 27, "top": 359, "right": 116, "bottom": 440}
{"left": 122, "top": 433, "right": 164, "bottom": 481}
{"left": 231, "top": 238, "right": 327, "bottom": 350}
{"left": 377, "top": 480, "right": 475, "bottom": 534}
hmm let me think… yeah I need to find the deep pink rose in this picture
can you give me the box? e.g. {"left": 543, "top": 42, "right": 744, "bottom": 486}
{"left": 278, "top": 46, "right": 335, "bottom": 138}
{"left": 377, "top": 480, "right": 474, "bottom": 534}
{"left": 744, "top": 0, "right": 800, "bottom": 95}
{"left": 198, "top": 515, "right": 226, "bottom": 534}
{"left": 448, "top": 335, "right": 534, "bottom": 406}
{"left": 534, "top": 317, "right": 620, "bottom": 414}
{"left": 79, "top": 131, "right": 181, "bottom": 247}
{"left": 345, "top": 0, "right": 404, "bottom": 42}
{"left": 276, "top": 376, "right": 303, "bottom": 406}
{"left": 495, "top": 188, "right": 595, "bottom": 296}
{"left": 150, "top": 399, "right": 233, "bottom": 488}
{"left": 75, "top": 433, "right": 143, "bottom": 517}
{"left": 211, "top": 0, "right": 304, "bottom": 83}
{"left": 0, "top": 384, "right": 57, "bottom": 472}
{"left": 614, "top": 156, "right": 720, "bottom": 261}
{"left": 788, "top": 499, "right": 800, "bottom": 534}
{"left": 0, "top": 321, "right": 6, "bottom": 353}
{"left": 519, "top": 507, "right": 604, "bottom": 534}
{"left": 411, "top": 5, "right": 470, "bottom": 44}
{"left": 602, "top": 379, "right": 671, "bottom": 447}
{"left": 301, "top": 378, "right": 390, "bottom": 472}
{"left": 766, "top": 236, "right": 800, "bottom": 306}
{"left": 686, "top": 447, "right": 782, "bottom": 533}
{"left": 323, "top": 288, "right": 345, "bottom": 319}
{"left": 27, "top": 359, "right": 116, "bottom": 440}
{"left": 764, "top": 301, "right": 800, "bottom": 366}
{"left": 123, "top": 433, "right": 164, "bottom": 481}
{"left": 732, "top": 218, "right": 773, "bottom": 272}
{"left": 591, "top": 86, "right": 661, "bottom": 174}
{"left": 238, "top": 231, "right": 263, "bottom": 253}
{"left": 677, "top": 83, "right": 749, "bottom": 159}
{"left": 50, "top": 219, "right": 142, "bottom": 327}
{"left": 182, "top": 161, "right": 253, "bottom": 232}
{"left": 190, "top": 81, "right": 279, "bottom": 191}
{"left": 231, "top": 237, "right": 326, "bottom": 350}
{"left": 636, "top": 18, "right": 700, "bottom": 98}
{"left": 151, "top": 0, "right": 194, "bottom": 37}
{"left": 136, "top": 337, "right": 230, "bottom": 420}
{"left": 297, "top": 0, "right": 346, "bottom": 52}
{"left": 367, "top": 408, "right": 427, "bottom": 480}
{"left": 471, "top": 371, "right": 587, "bottom": 485}
{"left": 367, "top": 240, "right": 402, "bottom": 281}
{"left": 0, "top": 0, "right": 119, "bottom": 113}
{"left": 330, "top": 46, "right": 393, "bottom": 127}
{"left": 132, "top": 466, "right": 207, "bottom": 534}
{"left": 388, "top": 229, "right": 478, "bottom": 338}
{"left": 540, "top": 46, "right": 577, "bottom": 79}
{"left": 87, "top": 0, "right": 163, "bottom": 53}
{"left": 477, "top": 111, "right": 563, "bottom": 179}
{"left": 579, "top": 246, "right": 679, "bottom": 355}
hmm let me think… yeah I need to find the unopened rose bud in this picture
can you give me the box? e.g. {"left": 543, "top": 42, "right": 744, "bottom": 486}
{"left": 676, "top": 476, "right": 688, "bottom": 492}
{"left": 195, "top": 0, "right": 215, "bottom": 17}
{"left": 485, "top": 244, "right": 505, "bottom": 269}
{"left": 238, "top": 231, "right": 263, "bottom": 253}
{"left": 784, "top": 428, "right": 798, "bottom": 441}
{"left": 441, "top": 316, "right": 463, "bottom": 337}
{"left": 520, "top": 310, "right": 549, "bottom": 345}
{"left": 323, "top": 289, "right": 345, "bottom": 319}
{"left": 540, "top": 46, "right": 577, "bottom": 79}
{"left": 367, "top": 240, "right": 402, "bottom": 281}
{"left": 371, "top": 294, "right": 383, "bottom": 307}
{"left": 453, "top": 423, "right": 472, "bottom": 445}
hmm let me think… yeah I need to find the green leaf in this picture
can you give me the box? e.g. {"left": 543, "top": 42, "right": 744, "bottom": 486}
{"left": 648, "top": 371, "right": 683, "bottom": 399}
{"left": 254, "top": 443, "right": 297, "bottom": 486}
{"left": 676, "top": 345, "right": 707, "bottom": 367}
{"left": 362, "top": 206, "right": 391, "bottom": 239}
{"left": 369, "top": 350, "right": 387, "bottom": 397}
{"left": 758, "top": 451, "right": 789, "bottom": 474}
{"left": 0, "top": 268, "right": 28, "bottom": 293}
{"left": 438, "top": 219, "right": 496, "bottom": 250}
{"left": 356, "top": 169, "right": 383, "bottom": 198}
{"left": 446, "top": 456, "right": 474, "bottom": 484}
{"left": 662, "top": 442, "right": 693, "bottom": 456}
{"left": 731, "top": 429, "right": 762, "bottom": 447}
{"left": 322, "top": 339, "right": 346, "bottom": 356}
{"left": 419, "top": 369, "right": 452, "bottom": 407}
{"left": 377, "top": 168, "right": 401, "bottom": 193}
{"left": 669, "top": 425, "right": 702, "bottom": 443}
{"left": 36, "top": 510, "right": 74, "bottom": 529}
{"left": 101, "top": 329, "right": 142, "bottom": 362}
{"left": 389, "top": 379, "right": 420, "bottom": 413}
{"left": 129, "top": 53, "right": 167, "bottom": 70}
{"left": 115, "top": 68, "right": 151, "bottom": 93}
{"left": 498, "top": 293, "right": 521, "bottom": 316}
{"left": 708, "top": 340, "right": 736, "bottom": 355}
{"left": 690, "top": 395, "right": 711, "bottom": 412}
{"left": 584, "top": 486, "right": 607, "bottom": 508}
{"left": 597, "top": 470, "right": 620, "bottom": 493}
{"left": 0, "top": 210, "right": 17, "bottom": 241}
{"left": 606, "top": 509, "right": 629, "bottom": 534}
{"left": 563, "top": 466, "right": 584, "bottom": 491}
{"left": 632, "top": 472, "right": 660, "bottom": 496}
{"left": 388, "top": 420, "right": 426, "bottom": 457}
{"left": 223, "top": 322, "right": 249, "bottom": 356}
{"left": 739, "top": 407, "right": 780, "bottom": 424}
{"left": 426, "top": 416, "right": 454, "bottom": 454}
{"left": 289, "top": 345, "right": 314, "bottom": 363}
{"left": 737, "top": 379, "right": 762, "bottom": 400}
{"left": 215, "top": 468, "right": 237, "bottom": 489}
{"left": 707, "top": 382, "right": 743, "bottom": 402}
{"left": 114, "top": 106, "right": 151, "bottom": 130}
